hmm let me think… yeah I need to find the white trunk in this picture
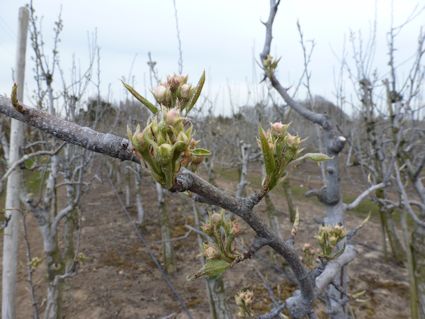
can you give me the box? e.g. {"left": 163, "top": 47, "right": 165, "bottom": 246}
{"left": 2, "top": 7, "right": 29, "bottom": 319}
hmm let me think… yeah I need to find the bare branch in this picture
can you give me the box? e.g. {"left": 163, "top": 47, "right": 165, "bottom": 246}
{"left": 314, "top": 245, "right": 356, "bottom": 292}
{"left": 394, "top": 163, "right": 425, "bottom": 228}
{"left": 0, "top": 96, "right": 137, "bottom": 163}
{"left": 344, "top": 182, "right": 385, "bottom": 211}
{"left": 0, "top": 142, "right": 65, "bottom": 185}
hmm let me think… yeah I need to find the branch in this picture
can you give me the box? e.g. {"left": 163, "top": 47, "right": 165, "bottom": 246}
{"left": 0, "top": 96, "right": 138, "bottom": 163}
{"left": 0, "top": 142, "right": 65, "bottom": 184}
{"left": 314, "top": 245, "right": 356, "bottom": 292}
{"left": 394, "top": 163, "right": 425, "bottom": 228}
{"left": 344, "top": 182, "right": 385, "bottom": 210}
{"left": 173, "top": 169, "right": 315, "bottom": 317}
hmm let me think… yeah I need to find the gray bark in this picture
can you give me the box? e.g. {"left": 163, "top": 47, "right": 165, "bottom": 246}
{"left": 2, "top": 7, "right": 29, "bottom": 319}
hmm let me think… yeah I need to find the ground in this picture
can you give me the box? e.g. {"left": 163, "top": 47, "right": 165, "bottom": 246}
{"left": 1, "top": 160, "right": 410, "bottom": 318}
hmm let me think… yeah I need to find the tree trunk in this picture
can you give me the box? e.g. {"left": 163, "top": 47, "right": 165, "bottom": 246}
{"left": 2, "top": 7, "right": 29, "bottom": 319}
{"left": 44, "top": 280, "right": 62, "bottom": 319}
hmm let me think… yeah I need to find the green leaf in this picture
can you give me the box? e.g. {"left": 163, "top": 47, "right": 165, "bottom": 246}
{"left": 122, "top": 81, "right": 158, "bottom": 114}
{"left": 189, "top": 259, "right": 230, "bottom": 280}
{"left": 258, "top": 127, "right": 276, "bottom": 181}
{"left": 185, "top": 70, "right": 205, "bottom": 114}
{"left": 303, "top": 153, "right": 332, "bottom": 162}
{"left": 192, "top": 148, "right": 211, "bottom": 156}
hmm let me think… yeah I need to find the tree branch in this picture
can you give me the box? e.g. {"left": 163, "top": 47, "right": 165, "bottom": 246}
{"left": 344, "top": 182, "right": 385, "bottom": 210}
{"left": 0, "top": 96, "right": 138, "bottom": 163}
{"left": 0, "top": 142, "right": 65, "bottom": 185}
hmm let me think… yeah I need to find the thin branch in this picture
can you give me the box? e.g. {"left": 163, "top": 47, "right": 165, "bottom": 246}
{"left": 344, "top": 182, "right": 385, "bottom": 210}
{"left": 0, "top": 142, "right": 65, "bottom": 184}
{"left": 314, "top": 245, "right": 356, "bottom": 292}
{"left": 0, "top": 96, "right": 137, "bottom": 163}
{"left": 394, "top": 163, "right": 425, "bottom": 228}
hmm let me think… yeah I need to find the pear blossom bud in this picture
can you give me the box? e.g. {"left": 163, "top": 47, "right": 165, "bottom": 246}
{"left": 180, "top": 83, "right": 192, "bottom": 99}
{"left": 303, "top": 243, "right": 311, "bottom": 251}
{"left": 211, "top": 212, "right": 222, "bottom": 225}
{"left": 204, "top": 245, "right": 219, "bottom": 259}
{"left": 152, "top": 85, "right": 167, "bottom": 103}
{"left": 201, "top": 223, "right": 213, "bottom": 235}
{"left": 167, "top": 74, "right": 187, "bottom": 90}
{"left": 165, "top": 108, "right": 180, "bottom": 126}
{"left": 271, "top": 122, "right": 286, "bottom": 136}
{"left": 287, "top": 133, "right": 301, "bottom": 147}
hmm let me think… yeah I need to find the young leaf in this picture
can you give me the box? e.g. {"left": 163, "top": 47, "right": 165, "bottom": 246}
{"left": 302, "top": 153, "right": 332, "bottom": 162}
{"left": 185, "top": 70, "right": 205, "bottom": 114}
{"left": 192, "top": 148, "right": 211, "bottom": 156}
{"left": 258, "top": 127, "right": 276, "bottom": 179}
{"left": 122, "top": 81, "right": 158, "bottom": 114}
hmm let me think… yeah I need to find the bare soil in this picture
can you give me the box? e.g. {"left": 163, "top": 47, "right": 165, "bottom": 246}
{"left": 2, "top": 161, "right": 410, "bottom": 318}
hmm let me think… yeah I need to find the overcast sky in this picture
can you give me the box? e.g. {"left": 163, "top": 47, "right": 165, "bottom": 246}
{"left": 0, "top": 0, "right": 424, "bottom": 115}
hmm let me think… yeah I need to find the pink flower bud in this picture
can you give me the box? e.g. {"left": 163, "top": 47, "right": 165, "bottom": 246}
{"left": 204, "top": 245, "right": 219, "bottom": 259}
{"left": 271, "top": 122, "right": 287, "bottom": 136}
{"left": 180, "top": 83, "right": 192, "bottom": 99}
{"left": 211, "top": 212, "right": 222, "bottom": 225}
{"left": 167, "top": 74, "right": 187, "bottom": 90}
{"left": 165, "top": 108, "right": 180, "bottom": 126}
{"left": 152, "top": 85, "right": 167, "bottom": 103}
{"left": 303, "top": 243, "right": 311, "bottom": 251}
{"left": 286, "top": 133, "right": 301, "bottom": 147}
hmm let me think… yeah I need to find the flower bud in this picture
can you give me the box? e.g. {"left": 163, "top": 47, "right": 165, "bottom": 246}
{"left": 286, "top": 133, "right": 301, "bottom": 147}
{"left": 201, "top": 223, "right": 213, "bottom": 235}
{"left": 179, "top": 83, "right": 192, "bottom": 99}
{"left": 152, "top": 85, "right": 167, "bottom": 103}
{"left": 204, "top": 244, "right": 220, "bottom": 259}
{"left": 302, "top": 243, "right": 311, "bottom": 251}
{"left": 167, "top": 74, "right": 188, "bottom": 91}
{"left": 271, "top": 122, "right": 287, "bottom": 136}
{"left": 211, "top": 212, "right": 222, "bottom": 225}
{"left": 165, "top": 108, "right": 181, "bottom": 126}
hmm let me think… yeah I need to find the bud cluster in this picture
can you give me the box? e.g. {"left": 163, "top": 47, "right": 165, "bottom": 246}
{"left": 125, "top": 73, "right": 210, "bottom": 189}
{"left": 124, "top": 71, "right": 205, "bottom": 116}
{"left": 235, "top": 289, "right": 254, "bottom": 318}
{"left": 29, "top": 256, "right": 43, "bottom": 270}
{"left": 258, "top": 122, "right": 303, "bottom": 191}
{"left": 191, "top": 211, "right": 242, "bottom": 279}
{"left": 262, "top": 54, "right": 280, "bottom": 76}
{"left": 315, "top": 224, "right": 347, "bottom": 258}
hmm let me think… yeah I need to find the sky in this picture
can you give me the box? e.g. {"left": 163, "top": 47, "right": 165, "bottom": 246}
{"left": 0, "top": 0, "right": 424, "bottom": 115}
